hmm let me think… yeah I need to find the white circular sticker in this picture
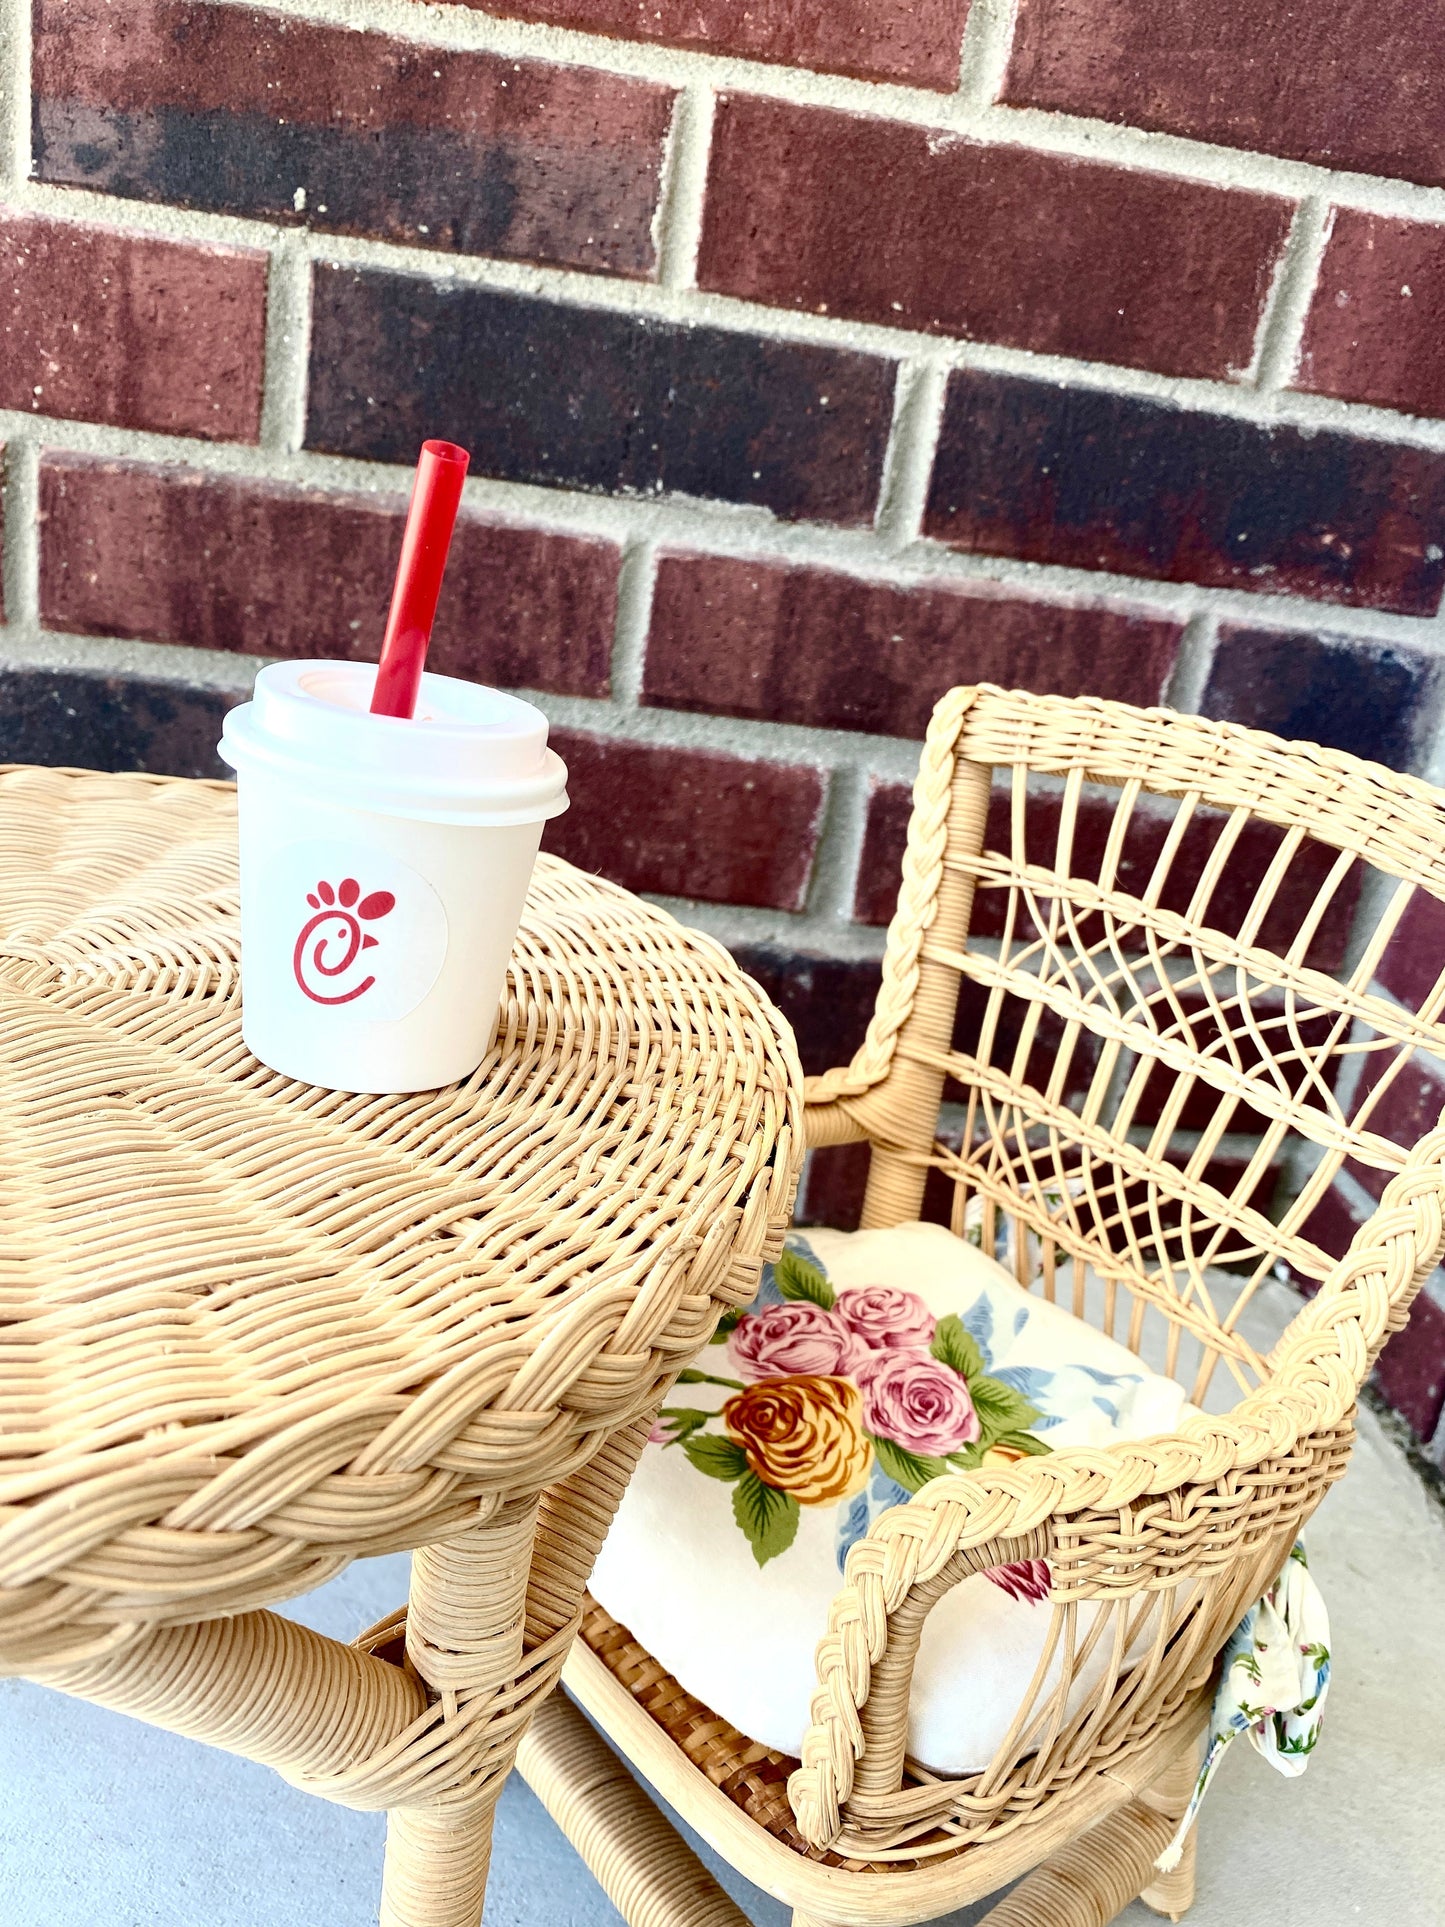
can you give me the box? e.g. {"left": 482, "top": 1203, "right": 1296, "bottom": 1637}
{"left": 261, "top": 840, "right": 449, "bottom": 1023}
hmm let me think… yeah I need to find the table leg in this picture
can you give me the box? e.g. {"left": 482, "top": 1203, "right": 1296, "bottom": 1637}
{"left": 381, "top": 1499, "right": 538, "bottom": 1927}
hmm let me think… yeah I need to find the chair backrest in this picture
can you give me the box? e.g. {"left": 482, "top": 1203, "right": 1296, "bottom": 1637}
{"left": 809, "top": 684, "right": 1445, "bottom": 1411}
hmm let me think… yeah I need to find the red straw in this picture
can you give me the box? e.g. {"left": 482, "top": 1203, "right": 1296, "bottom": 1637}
{"left": 370, "top": 439, "right": 471, "bottom": 719}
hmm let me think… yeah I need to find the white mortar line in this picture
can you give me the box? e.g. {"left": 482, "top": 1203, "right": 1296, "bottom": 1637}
{"left": 955, "top": 0, "right": 1021, "bottom": 111}
{"left": 259, "top": 233, "right": 314, "bottom": 453}
{"left": 653, "top": 84, "right": 715, "bottom": 291}
{"left": 1251, "top": 199, "right": 1335, "bottom": 392}
{"left": 1161, "top": 611, "right": 1218, "bottom": 714}
{"left": 1, "top": 433, "right": 40, "bottom": 632}
{"left": 802, "top": 761, "right": 872, "bottom": 923}
{"left": 196, "top": 0, "right": 1445, "bottom": 224}
{"left": 638, "top": 891, "right": 891, "bottom": 960}
{"left": 0, "top": 0, "right": 27, "bottom": 190}
{"left": 873, "top": 358, "right": 950, "bottom": 550}
{"left": 11, "top": 407, "right": 1445, "bottom": 655}
{"left": 607, "top": 540, "right": 657, "bottom": 707}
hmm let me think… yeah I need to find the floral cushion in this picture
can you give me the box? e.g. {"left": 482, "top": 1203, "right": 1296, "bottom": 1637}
{"left": 589, "top": 1220, "right": 1191, "bottom": 1775}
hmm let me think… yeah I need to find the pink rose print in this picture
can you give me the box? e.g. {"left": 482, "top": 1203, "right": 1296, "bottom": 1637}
{"left": 730, "top": 1301, "right": 868, "bottom": 1381}
{"left": 835, "top": 1285, "right": 936, "bottom": 1355}
{"left": 858, "top": 1352, "right": 980, "bottom": 1457}
{"left": 986, "top": 1559, "right": 1051, "bottom": 1605}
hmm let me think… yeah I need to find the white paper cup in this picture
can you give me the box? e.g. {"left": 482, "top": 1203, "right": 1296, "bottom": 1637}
{"left": 219, "top": 660, "right": 568, "bottom": 1093}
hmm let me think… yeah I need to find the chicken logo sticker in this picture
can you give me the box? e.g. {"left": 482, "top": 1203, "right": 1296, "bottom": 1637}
{"left": 293, "top": 875, "right": 397, "bottom": 1005}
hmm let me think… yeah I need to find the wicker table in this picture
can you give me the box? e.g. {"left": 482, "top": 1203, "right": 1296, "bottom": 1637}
{"left": 0, "top": 764, "right": 801, "bottom": 1927}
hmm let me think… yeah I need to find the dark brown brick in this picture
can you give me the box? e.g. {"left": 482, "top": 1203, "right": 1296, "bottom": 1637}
{"left": 34, "top": 0, "right": 673, "bottom": 280}
{"left": 0, "top": 664, "right": 233, "bottom": 778}
{"left": 1201, "top": 625, "right": 1433, "bottom": 772}
{"left": 1004, "top": 0, "right": 1445, "bottom": 189}
{"left": 543, "top": 734, "right": 825, "bottom": 911}
{"left": 1374, "top": 1288, "right": 1445, "bottom": 1439}
{"left": 1297, "top": 213, "right": 1445, "bottom": 421}
{"left": 0, "top": 208, "right": 265, "bottom": 441}
{"left": 1347, "top": 1051, "right": 1445, "bottom": 1200}
{"left": 731, "top": 943, "right": 882, "bottom": 1074}
{"left": 856, "top": 779, "right": 1363, "bottom": 970}
{"left": 645, "top": 554, "right": 1181, "bottom": 736}
{"left": 38, "top": 455, "right": 618, "bottom": 699}
{"left": 306, "top": 265, "right": 893, "bottom": 526}
{"left": 698, "top": 95, "right": 1291, "bottom": 381}
{"left": 1377, "top": 890, "right": 1445, "bottom": 1014}
{"left": 445, "top": 0, "right": 973, "bottom": 90}
{"left": 925, "top": 371, "right": 1445, "bottom": 616}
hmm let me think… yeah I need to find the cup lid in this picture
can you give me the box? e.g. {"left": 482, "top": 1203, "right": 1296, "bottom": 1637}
{"left": 220, "top": 661, "right": 569, "bottom": 824}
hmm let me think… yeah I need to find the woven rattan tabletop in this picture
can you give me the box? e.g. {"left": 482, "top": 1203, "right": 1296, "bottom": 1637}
{"left": 0, "top": 764, "right": 802, "bottom": 1674}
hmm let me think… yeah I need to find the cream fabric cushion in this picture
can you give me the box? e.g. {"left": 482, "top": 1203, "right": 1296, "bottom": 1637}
{"left": 590, "top": 1221, "right": 1191, "bottom": 1775}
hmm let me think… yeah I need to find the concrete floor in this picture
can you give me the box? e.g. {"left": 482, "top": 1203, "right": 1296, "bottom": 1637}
{"left": 1, "top": 1400, "right": 1441, "bottom": 1927}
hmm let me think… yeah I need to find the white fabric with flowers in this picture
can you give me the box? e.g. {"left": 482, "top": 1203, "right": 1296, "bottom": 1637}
{"left": 590, "top": 1220, "right": 1192, "bottom": 1774}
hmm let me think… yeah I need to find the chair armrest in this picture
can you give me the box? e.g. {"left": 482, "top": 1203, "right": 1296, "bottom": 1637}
{"left": 785, "top": 1432, "right": 1310, "bottom": 1855}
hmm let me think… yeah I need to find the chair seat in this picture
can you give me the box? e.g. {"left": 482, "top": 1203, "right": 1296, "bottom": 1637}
{"left": 590, "top": 1222, "right": 1192, "bottom": 1778}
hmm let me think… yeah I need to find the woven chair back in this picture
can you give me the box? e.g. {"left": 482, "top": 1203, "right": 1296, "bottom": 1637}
{"left": 842, "top": 683, "right": 1445, "bottom": 1410}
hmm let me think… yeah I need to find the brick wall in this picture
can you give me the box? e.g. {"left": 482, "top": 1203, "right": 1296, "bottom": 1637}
{"left": 2, "top": 0, "right": 1445, "bottom": 1461}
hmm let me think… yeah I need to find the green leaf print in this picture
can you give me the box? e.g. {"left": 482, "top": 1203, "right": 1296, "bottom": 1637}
{"left": 709, "top": 1309, "right": 743, "bottom": 1343}
{"left": 872, "top": 1435, "right": 949, "bottom": 1492}
{"left": 774, "top": 1248, "right": 836, "bottom": 1309}
{"left": 930, "top": 1314, "right": 985, "bottom": 1380}
{"left": 676, "top": 1368, "right": 746, "bottom": 1390}
{"left": 967, "top": 1374, "right": 1043, "bottom": 1446}
{"left": 988, "top": 1428, "right": 1052, "bottom": 1456}
{"left": 732, "top": 1470, "right": 801, "bottom": 1566}
{"left": 682, "top": 1433, "right": 750, "bottom": 1481}
{"left": 656, "top": 1407, "right": 711, "bottom": 1445}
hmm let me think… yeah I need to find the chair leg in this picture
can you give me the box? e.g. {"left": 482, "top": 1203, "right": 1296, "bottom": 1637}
{"left": 381, "top": 1503, "right": 539, "bottom": 1927}
{"left": 382, "top": 1791, "right": 502, "bottom": 1927}
{"left": 1138, "top": 1741, "right": 1201, "bottom": 1922}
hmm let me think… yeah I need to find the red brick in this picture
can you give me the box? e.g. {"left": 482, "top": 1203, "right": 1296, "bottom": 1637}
{"left": 698, "top": 96, "right": 1290, "bottom": 382}
{"left": 1376, "top": 889, "right": 1445, "bottom": 1014}
{"left": 38, "top": 456, "right": 618, "bottom": 699}
{"left": 543, "top": 735, "right": 825, "bottom": 911}
{"left": 645, "top": 553, "right": 1181, "bottom": 737}
{"left": 1296, "top": 213, "right": 1445, "bottom": 422}
{"left": 447, "top": 0, "right": 972, "bottom": 90}
{"left": 1004, "top": 0, "right": 1445, "bottom": 189}
{"left": 796, "top": 1142, "right": 872, "bottom": 1233}
{"left": 1346, "top": 1051, "right": 1445, "bottom": 1201}
{"left": 856, "top": 779, "right": 1362, "bottom": 971}
{"left": 1375, "top": 1289, "right": 1445, "bottom": 1439}
{"left": 0, "top": 208, "right": 265, "bottom": 441}
{"left": 1293, "top": 1184, "right": 1369, "bottom": 1279}
{"left": 927, "top": 370, "right": 1445, "bottom": 616}
{"left": 34, "top": 0, "right": 673, "bottom": 280}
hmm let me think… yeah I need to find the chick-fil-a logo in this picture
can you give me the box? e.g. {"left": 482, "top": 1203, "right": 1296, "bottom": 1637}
{"left": 293, "top": 876, "right": 396, "bottom": 1005}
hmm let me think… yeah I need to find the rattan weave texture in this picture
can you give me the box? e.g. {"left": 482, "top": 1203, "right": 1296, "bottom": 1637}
{"left": 0, "top": 762, "right": 802, "bottom": 1926}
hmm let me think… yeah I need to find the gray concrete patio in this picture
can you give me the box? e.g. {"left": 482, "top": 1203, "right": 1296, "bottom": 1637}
{"left": 1, "top": 1396, "right": 1439, "bottom": 1927}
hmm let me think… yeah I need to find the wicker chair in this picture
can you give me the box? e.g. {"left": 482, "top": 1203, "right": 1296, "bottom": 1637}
{"left": 518, "top": 683, "right": 1445, "bottom": 1927}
